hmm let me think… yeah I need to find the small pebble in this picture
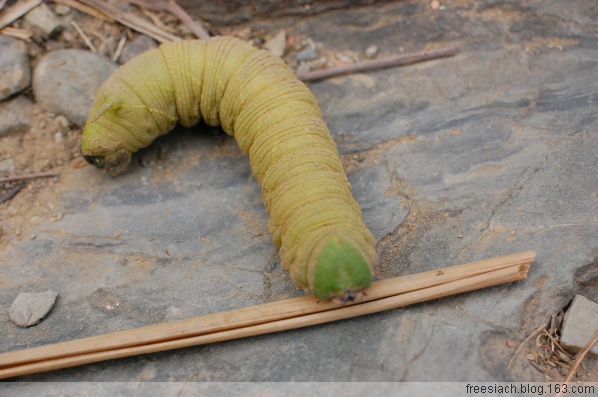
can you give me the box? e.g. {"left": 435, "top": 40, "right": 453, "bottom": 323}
{"left": 55, "top": 115, "right": 71, "bottom": 129}
{"left": 0, "top": 36, "right": 31, "bottom": 102}
{"left": 336, "top": 52, "right": 356, "bottom": 63}
{"left": 8, "top": 290, "right": 58, "bottom": 327}
{"left": 296, "top": 45, "right": 318, "bottom": 62}
{"left": 0, "top": 95, "right": 34, "bottom": 136}
{"left": 365, "top": 45, "right": 378, "bottom": 59}
{"left": 24, "top": 2, "right": 66, "bottom": 38}
{"left": 263, "top": 30, "right": 286, "bottom": 57}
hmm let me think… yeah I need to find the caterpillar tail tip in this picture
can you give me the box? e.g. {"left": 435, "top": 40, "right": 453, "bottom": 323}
{"left": 310, "top": 236, "right": 372, "bottom": 302}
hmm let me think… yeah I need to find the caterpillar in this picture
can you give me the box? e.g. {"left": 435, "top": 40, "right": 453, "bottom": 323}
{"left": 81, "top": 36, "right": 377, "bottom": 302}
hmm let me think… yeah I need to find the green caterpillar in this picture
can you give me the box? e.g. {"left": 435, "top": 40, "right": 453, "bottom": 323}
{"left": 81, "top": 36, "right": 377, "bottom": 301}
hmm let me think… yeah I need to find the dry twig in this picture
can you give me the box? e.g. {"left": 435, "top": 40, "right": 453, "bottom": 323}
{"left": 542, "top": 329, "right": 575, "bottom": 360}
{"left": 0, "top": 26, "right": 33, "bottom": 41}
{"left": 297, "top": 46, "right": 457, "bottom": 82}
{"left": 71, "top": 20, "right": 97, "bottom": 52}
{"left": 0, "top": 172, "right": 59, "bottom": 184}
{"left": 507, "top": 319, "right": 549, "bottom": 370}
{"left": 112, "top": 35, "right": 127, "bottom": 62}
{"left": 555, "top": 332, "right": 598, "bottom": 396}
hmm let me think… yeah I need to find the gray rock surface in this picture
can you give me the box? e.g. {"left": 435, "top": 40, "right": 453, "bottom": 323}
{"left": 1, "top": 0, "right": 597, "bottom": 384}
{"left": 33, "top": 49, "right": 118, "bottom": 126}
{"left": 8, "top": 290, "right": 58, "bottom": 327}
{"left": 178, "top": 0, "right": 395, "bottom": 25}
{"left": 119, "top": 35, "right": 158, "bottom": 64}
{"left": 0, "top": 36, "right": 30, "bottom": 102}
{"left": 560, "top": 295, "right": 598, "bottom": 357}
{"left": 0, "top": 95, "right": 34, "bottom": 136}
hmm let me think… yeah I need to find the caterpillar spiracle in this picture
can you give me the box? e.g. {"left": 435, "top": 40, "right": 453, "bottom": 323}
{"left": 81, "top": 36, "right": 377, "bottom": 302}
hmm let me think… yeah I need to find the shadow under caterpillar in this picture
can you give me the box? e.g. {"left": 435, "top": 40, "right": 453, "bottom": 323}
{"left": 81, "top": 36, "right": 377, "bottom": 301}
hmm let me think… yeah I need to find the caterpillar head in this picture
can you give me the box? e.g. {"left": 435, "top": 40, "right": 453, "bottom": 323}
{"left": 82, "top": 147, "right": 132, "bottom": 176}
{"left": 81, "top": 91, "right": 141, "bottom": 176}
{"left": 81, "top": 105, "right": 133, "bottom": 176}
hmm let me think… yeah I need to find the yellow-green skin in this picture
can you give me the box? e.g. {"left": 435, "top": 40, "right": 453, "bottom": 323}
{"left": 81, "top": 36, "right": 377, "bottom": 301}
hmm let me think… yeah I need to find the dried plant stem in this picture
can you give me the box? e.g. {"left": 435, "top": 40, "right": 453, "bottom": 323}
{"left": 0, "top": 172, "right": 59, "bottom": 184}
{"left": 297, "top": 46, "right": 457, "bottom": 82}
{"left": 71, "top": 20, "right": 97, "bottom": 52}
{"left": 542, "top": 329, "right": 575, "bottom": 360}
{"left": 0, "top": 26, "right": 33, "bottom": 41}
{"left": 112, "top": 35, "right": 127, "bottom": 62}
{"left": 507, "top": 319, "right": 549, "bottom": 370}
{"left": 0, "top": 251, "right": 534, "bottom": 379}
{"left": 555, "top": 332, "right": 598, "bottom": 397}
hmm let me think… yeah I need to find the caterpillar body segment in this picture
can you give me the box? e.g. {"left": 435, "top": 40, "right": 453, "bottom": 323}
{"left": 81, "top": 36, "right": 377, "bottom": 301}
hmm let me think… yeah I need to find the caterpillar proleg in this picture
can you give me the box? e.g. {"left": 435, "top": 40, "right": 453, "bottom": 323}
{"left": 81, "top": 36, "right": 377, "bottom": 301}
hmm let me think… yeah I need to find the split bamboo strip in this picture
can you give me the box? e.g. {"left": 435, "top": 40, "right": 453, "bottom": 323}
{"left": 0, "top": 251, "right": 535, "bottom": 379}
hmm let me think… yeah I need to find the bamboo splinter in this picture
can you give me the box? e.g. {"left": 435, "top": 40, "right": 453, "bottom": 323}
{"left": 0, "top": 251, "right": 535, "bottom": 379}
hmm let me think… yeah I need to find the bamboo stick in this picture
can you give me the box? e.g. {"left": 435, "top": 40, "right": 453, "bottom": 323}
{"left": 0, "top": 251, "right": 535, "bottom": 379}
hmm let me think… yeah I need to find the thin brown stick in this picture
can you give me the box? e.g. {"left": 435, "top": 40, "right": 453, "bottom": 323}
{"left": 507, "top": 319, "right": 549, "bottom": 370}
{"left": 112, "top": 35, "right": 127, "bottom": 62}
{"left": 542, "top": 329, "right": 575, "bottom": 360}
{"left": 127, "top": 0, "right": 210, "bottom": 40}
{"left": 297, "top": 46, "right": 457, "bottom": 82}
{"left": 0, "top": 0, "right": 41, "bottom": 29}
{"left": 71, "top": 20, "right": 97, "bottom": 52}
{"left": 0, "top": 251, "right": 534, "bottom": 379}
{"left": 555, "top": 332, "right": 598, "bottom": 397}
{"left": 0, "top": 172, "right": 59, "bottom": 184}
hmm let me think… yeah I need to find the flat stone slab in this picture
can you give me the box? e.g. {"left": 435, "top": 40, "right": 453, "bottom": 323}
{"left": 1, "top": 0, "right": 597, "bottom": 383}
{"left": 560, "top": 295, "right": 598, "bottom": 357}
